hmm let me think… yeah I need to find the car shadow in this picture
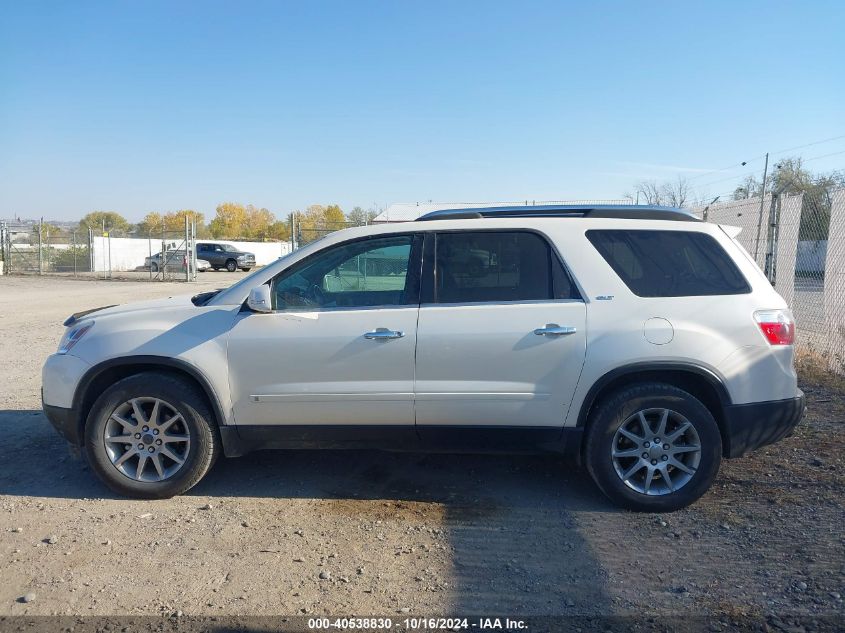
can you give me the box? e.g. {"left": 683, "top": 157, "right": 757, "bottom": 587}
{"left": 0, "top": 410, "right": 612, "bottom": 508}
{"left": 0, "top": 409, "right": 615, "bottom": 614}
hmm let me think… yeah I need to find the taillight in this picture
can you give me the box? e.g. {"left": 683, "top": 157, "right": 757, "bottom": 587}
{"left": 754, "top": 309, "right": 795, "bottom": 345}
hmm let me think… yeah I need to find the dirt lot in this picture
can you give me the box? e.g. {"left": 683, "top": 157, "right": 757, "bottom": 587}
{"left": 0, "top": 275, "right": 843, "bottom": 622}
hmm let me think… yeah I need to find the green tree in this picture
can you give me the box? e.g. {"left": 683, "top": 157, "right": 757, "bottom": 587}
{"left": 324, "top": 204, "right": 345, "bottom": 226}
{"left": 242, "top": 205, "right": 276, "bottom": 240}
{"left": 268, "top": 219, "right": 291, "bottom": 241}
{"left": 78, "top": 211, "right": 131, "bottom": 236}
{"left": 137, "top": 210, "right": 209, "bottom": 237}
{"left": 293, "top": 204, "right": 349, "bottom": 244}
{"left": 210, "top": 202, "right": 247, "bottom": 238}
{"left": 769, "top": 158, "right": 845, "bottom": 240}
{"left": 136, "top": 212, "right": 164, "bottom": 235}
{"left": 30, "top": 222, "right": 62, "bottom": 244}
{"left": 729, "top": 157, "right": 845, "bottom": 239}
{"left": 346, "top": 206, "right": 380, "bottom": 226}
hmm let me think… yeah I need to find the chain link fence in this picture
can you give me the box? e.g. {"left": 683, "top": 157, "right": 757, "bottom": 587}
{"left": 1, "top": 221, "right": 203, "bottom": 282}
{"left": 292, "top": 221, "right": 358, "bottom": 247}
{"left": 1, "top": 223, "right": 93, "bottom": 275}
{"left": 694, "top": 187, "right": 845, "bottom": 374}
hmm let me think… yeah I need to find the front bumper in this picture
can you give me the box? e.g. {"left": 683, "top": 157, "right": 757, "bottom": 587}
{"left": 43, "top": 399, "right": 81, "bottom": 446}
{"left": 722, "top": 391, "right": 805, "bottom": 458}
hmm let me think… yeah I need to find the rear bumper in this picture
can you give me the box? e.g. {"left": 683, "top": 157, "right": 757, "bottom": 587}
{"left": 722, "top": 391, "right": 805, "bottom": 458}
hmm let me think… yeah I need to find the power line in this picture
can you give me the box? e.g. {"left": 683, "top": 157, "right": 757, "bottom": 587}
{"left": 695, "top": 146, "right": 845, "bottom": 191}
{"left": 702, "top": 149, "right": 845, "bottom": 202}
{"left": 770, "top": 134, "right": 845, "bottom": 157}
{"left": 803, "top": 148, "right": 845, "bottom": 163}
{"left": 686, "top": 155, "right": 766, "bottom": 182}
{"left": 687, "top": 133, "right": 845, "bottom": 184}
{"left": 696, "top": 168, "right": 762, "bottom": 189}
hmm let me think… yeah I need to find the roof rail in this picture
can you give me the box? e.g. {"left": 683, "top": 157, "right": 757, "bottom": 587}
{"left": 416, "top": 204, "right": 699, "bottom": 223}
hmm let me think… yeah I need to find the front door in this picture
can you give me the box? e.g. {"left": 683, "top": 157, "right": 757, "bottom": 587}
{"left": 227, "top": 233, "right": 422, "bottom": 428}
{"left": 414, "top": 230, "right": 587, "bottom": 440}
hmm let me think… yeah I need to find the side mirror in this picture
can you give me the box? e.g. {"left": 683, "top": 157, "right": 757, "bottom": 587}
{"left": 247, "top": 285, "right": 272, "bottom": 313}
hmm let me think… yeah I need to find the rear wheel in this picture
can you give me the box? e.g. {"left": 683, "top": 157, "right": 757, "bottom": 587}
{"left": 150, "top": 262, "right": 159, "bottom": 273}
{"left": 584, "top": 382, "right": 722, "bottom": 512}
{"left": 84, "top": 372, "right": 220, "bottom": 499}
{"left": 225, "top": 259, "right": 237, "bottom": 272}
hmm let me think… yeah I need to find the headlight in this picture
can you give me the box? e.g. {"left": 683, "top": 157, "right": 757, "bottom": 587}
{"left": 58, "top": 321, "right": 94, "bottom": 355}
{"left": 237, "top": 255, "right": 247, "bottom": 260}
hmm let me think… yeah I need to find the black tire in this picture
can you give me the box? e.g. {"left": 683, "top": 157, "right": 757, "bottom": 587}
{"left": 225, "top": 259, "right": 237, "bottom": 272}
{"left": 212, "top": 267, "right": 220, "bottom": 271}
{"left": 84, "top": 372, "right": 221, "bottom": 499}
{"left": 584, "top": 382, "right": 722, "bottom": 512}
{"left": 150, "top": 262, "right": 159, "bottom": 273}
{"left": 240, "top": 267, "right": 251, "bottom": 272}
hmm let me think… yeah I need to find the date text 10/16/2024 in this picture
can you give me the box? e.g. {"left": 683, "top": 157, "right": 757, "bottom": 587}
{"left": 308, "top": 618, "right": 528, "bottom": 630}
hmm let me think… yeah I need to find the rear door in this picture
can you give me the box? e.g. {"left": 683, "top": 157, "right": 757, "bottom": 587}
{"left": 414, "top": 230, "right": 587, "bottom": 441}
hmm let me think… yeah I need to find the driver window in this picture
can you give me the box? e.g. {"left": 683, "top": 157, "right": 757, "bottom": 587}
{"left": 272, "top": 235, "right": 416, "bottom": 310}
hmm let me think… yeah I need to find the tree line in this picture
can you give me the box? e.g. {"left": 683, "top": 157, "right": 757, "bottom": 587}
{"left": 31, "top": 203, "right": 382, "bottom": 244}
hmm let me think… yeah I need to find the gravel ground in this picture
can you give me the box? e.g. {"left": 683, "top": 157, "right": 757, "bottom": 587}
{"left": 0, "top": 275, "right": 843, "bottom": 622}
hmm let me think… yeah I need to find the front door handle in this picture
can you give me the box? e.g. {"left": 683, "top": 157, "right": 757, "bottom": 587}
{"left": 534, "top": 324, "right": 577, "bottom": 336}
{"left": 364, "top": 328, "right": 405, "bottom": 340}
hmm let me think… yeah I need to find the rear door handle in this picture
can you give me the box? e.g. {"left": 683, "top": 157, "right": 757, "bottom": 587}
{"left": 364, "top": 328, "right": 405, "bottom": 340}
{"left": 534, "top": 324, "right": 577, "bottom": 336}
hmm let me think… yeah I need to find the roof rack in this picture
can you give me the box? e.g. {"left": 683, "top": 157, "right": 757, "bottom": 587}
{"left": 415, "top": 204, "right": 699, "bottom": 223}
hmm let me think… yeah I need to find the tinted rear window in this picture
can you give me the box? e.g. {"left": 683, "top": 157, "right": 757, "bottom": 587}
{"left": 434, "top": 231, "right": 579, "bottom": 303}
{"left": 586, "top": 230, "right": 750, "bottom": 297}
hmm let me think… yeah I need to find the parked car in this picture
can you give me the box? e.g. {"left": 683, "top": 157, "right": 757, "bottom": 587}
{"left": 196, "top": 242, "right": 255, "bottom": 272}
{"left": 144, "top": 249, "right": 211, "bottom": 273}
{"left": 42, "top": 204, "right": 804, "bottom": 511}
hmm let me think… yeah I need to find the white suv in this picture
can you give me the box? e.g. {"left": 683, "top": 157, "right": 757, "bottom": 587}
{"left": 41, "top": 205, "right": 804, "bottom": 511}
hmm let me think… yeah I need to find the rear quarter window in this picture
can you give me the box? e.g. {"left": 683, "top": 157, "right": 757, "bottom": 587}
{"left": 586, "top": 229, "right": 750, "bottom": 297}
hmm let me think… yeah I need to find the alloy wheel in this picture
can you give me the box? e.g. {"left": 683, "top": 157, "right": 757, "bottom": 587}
{"left": 611, "top": 408, "right": 701, "bottom": 496}
{"left": 103, "top": 397, "right": 191, "bottom": 482}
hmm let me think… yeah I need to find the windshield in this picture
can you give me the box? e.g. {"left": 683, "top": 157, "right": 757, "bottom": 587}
{"left": 221, "top": 244, "right": 238, "bottom": 252}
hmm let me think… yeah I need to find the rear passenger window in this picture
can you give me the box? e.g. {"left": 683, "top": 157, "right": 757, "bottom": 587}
{"left": 434, "top": 231, "right": 579, "bottom": 303}
{"left": 586, "top": 230, "right": 750, "bottom": 297}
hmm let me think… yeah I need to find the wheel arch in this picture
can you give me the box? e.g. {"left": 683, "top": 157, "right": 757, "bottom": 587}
{"left": 72, "top": 356, "right": 227, "bottom": 446}
{"left": 576, "top": 362, "right": 733, "bottom": 457}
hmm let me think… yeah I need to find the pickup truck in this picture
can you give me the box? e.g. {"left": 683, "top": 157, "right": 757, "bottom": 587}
{"left": 196, "top": 242, "right": 256, "bottom": 272}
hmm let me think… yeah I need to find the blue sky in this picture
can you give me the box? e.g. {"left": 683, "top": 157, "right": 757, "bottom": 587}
{"left": 1, "top": 0, "right": 843, "bottom": 222}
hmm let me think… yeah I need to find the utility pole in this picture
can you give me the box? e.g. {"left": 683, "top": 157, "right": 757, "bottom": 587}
{"left": 185, "top": 214, "right": 190, "bottom": 282}
{"left": 702, "top": 196, "right": 720, "bottom": 222}
{"left": 38, "top": 217, "right": 43, "bottom": 275}
{"left": 753, "top": 152, "right": 769, "bottom": 262}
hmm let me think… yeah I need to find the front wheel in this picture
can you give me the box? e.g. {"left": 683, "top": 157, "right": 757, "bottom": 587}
{"left": 584, "top": 382, "right": 722, "bottom": 512}
{"left": 240, "top": 267, "right": 251, "bottom": 272}
{"left": 84, "top": 372, "right": 220, "bottom": 498}
{"left": 225, "top": 259, "right": 237, "bottom": 272}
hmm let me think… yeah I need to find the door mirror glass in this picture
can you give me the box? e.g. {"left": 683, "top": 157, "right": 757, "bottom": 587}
{"left": 247, "top": 285, "right": 273, "bottom": 313}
